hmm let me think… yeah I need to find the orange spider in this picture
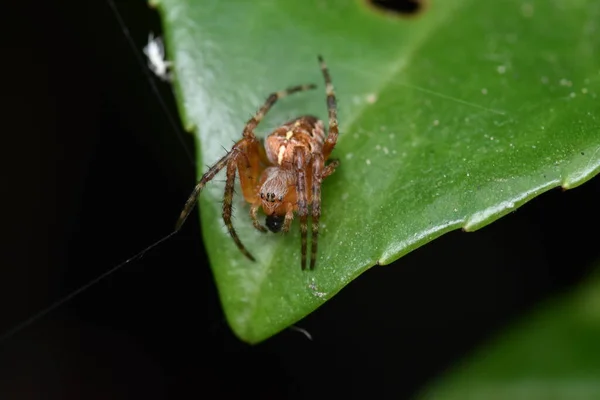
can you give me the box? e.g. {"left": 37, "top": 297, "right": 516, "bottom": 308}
{"left": 175, "top": 56, "right": 340, "bottom": 270}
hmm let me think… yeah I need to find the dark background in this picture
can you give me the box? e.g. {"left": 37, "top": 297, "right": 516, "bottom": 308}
{"left": 1, "top": 1, "right": 599, "bottom": 399}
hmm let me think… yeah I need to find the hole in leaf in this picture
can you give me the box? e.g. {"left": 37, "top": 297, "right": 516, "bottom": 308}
{"left": 366, "top": 0, "right": 426, "bottom": 17}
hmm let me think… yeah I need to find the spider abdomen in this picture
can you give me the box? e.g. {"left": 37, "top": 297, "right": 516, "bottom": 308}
{"left": 265, "top": 116, "right": 325, "bottom": 166}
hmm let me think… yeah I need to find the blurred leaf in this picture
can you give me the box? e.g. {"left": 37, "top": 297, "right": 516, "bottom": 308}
{"left": 155, "top": 0, "right": 600, "bottom": 342}
{"left": 417, "top": 268, "right": 600, "bottom": 400}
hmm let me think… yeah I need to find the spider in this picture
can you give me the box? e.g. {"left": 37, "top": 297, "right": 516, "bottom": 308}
{"left": 175, "top": 55, "right": 340, "bottom": 270}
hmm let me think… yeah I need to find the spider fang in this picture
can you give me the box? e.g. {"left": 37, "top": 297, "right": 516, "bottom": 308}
{"left": 175, "top": 55, "right": 340, "bottom": 270}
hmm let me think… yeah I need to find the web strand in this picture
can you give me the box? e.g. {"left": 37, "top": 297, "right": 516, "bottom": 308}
{"left": 106, "top": 0, "right": 196, "bottom": 166}
{"left": 0, "top": 1, "right": 195, "bottom": 343}
{"left": 0, "top": 231, "right": 178, "bottom": 343}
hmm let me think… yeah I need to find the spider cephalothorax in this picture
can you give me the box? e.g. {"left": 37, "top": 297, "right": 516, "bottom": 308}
{"left": 175, "top": 56, "right": 340, "bottom": 270}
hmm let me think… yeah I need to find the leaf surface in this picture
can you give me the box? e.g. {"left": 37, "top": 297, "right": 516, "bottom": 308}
{"left": 156, "top": 0, "right": 600, "bottom": 342}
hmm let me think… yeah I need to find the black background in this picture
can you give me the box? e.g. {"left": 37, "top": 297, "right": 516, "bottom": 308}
{"left": 1, "top": 1, "right": 599, "bottom": 399}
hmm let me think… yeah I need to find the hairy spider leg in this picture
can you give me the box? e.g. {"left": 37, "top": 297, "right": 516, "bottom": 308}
{"left": 309, "top": 154, "right": 324, "bottom": 270}
{"left": 318, "top": 55, "right": 339, "bottom": 160}
{"left": 242, "top": 84, "right": 317, "bottom": 139}
{"left": 175, "top": 149, "right": 236, "bottom": 231}
{"left": 308, "top": 158, "right": 339, "bottom": 269}
{"left": 223, "top": 157, "right": 256, "bottom": 261}
{"left": 294, "top": 147, "right": 310, "bottom": 270}
{"left": 282, "top": 202, "right": 295, "bottom": 233}
{"left": 303, "top": 56, "right": 340, "bottom": 270}
{"left": 175, "top": 140, "right": 260, "bottom": 260}
{"left": 323, "top": 159, "right": 340, "bottom": 178}
{"left": 249, "top": 203, "right": 266, "bottom": 232}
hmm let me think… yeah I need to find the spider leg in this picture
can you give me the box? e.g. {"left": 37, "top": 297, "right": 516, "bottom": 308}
{"left": 176, "top": 137, "right": 260, "bottom": 261}
{"left": 294, "top": 147, "right": 309, "bottom": 270}
{"left": 223, "top": 159, "right": 255, "bottom": 261}
{"left": 323, "top": 159, "right": 340, "bottom": 178}
{"left": 282, "top": 202, "right": 294, "bottom": 233}
{"left": 236, "top": 139, "right": 264, "bottom": 203}
{"left": 310, "top": 154, "right": 325, "bottom": 270}
{"left": 243, "top": 84, "right": 317, "bottom": 139}
{"left": 317, "top": 56, "right": 339, "bottom": 159}
{"left": 175, "top": 149, "right": 237, "bottom": 231}
{"left": 250, "top": 202, "right": 267, "bottom": 232}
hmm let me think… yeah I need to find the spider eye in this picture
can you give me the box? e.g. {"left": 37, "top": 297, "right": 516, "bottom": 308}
{"left": 260, "top": 193, "right": 265, "bottom": 199}
{"left": 265, "top": 214, "right": 284, "bottom": 233}
{"left": 278, "top": 195, "right": 283, "bottom": 201}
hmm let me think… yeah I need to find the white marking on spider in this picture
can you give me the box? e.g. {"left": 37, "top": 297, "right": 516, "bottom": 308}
{"left": 277, "top": 145, "right": 286, "bottom": 165}
{"left": 143, "top": 32, "right": 173, "bottom": 82}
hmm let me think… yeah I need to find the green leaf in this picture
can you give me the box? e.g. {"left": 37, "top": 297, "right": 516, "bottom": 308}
{"left": 155, "top": 0, "right": 600, "bottom": 343}
{"left": 416, "top": 267, "right": 600, "bottom": 400}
